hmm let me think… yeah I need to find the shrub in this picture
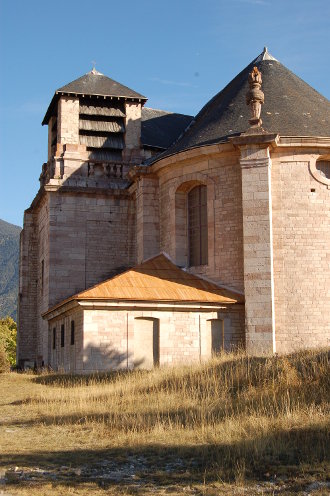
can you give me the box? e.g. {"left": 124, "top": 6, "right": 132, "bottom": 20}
{"left": 0, "top": 341, "right": 10, "bottom": 373}
{"left": 0, "top": 316, "right": 17, "bottom": 367}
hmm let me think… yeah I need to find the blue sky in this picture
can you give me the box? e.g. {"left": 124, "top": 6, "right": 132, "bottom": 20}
{"left": 0, "top": 0, "right": 329, "bottom": 227}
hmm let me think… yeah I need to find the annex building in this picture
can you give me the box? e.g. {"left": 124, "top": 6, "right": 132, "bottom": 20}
{"left": 17, "top": 48, "right": 330, "bottom": 371}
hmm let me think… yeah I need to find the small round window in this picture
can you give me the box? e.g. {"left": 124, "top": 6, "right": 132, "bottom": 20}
{"left": 316, "top": 161, "right": 330, "bottom": 180}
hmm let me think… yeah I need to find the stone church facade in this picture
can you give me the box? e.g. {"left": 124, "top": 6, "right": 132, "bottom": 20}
{"left": 17, "top": 48, "right": 330, "bottom": 371}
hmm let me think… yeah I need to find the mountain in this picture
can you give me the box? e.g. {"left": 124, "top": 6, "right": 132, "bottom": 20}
{"left": 0, "top": 219, "right": 21, "bottom": 321}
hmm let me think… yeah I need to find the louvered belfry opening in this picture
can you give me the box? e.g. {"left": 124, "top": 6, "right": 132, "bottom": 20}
{"left": 79, "top": 97, "right": 125, "bottom": 162}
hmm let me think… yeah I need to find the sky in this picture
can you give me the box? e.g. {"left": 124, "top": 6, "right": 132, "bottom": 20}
{"left": 0, "top": 0, "right": 329, "bottom": 227}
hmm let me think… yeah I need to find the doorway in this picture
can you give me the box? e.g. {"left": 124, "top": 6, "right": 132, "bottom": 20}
{"left": 207, "top": 319, "right": 224, "bottom": 355}
{"left": 134, "top": 318, "right": 159, "bottom": 369}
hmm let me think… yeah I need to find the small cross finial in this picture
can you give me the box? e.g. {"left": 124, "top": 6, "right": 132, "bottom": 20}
{"left": 264, "top": 46, "right": 268, "bottom": 53}
{"left": 88, "top": 64, "right": 103, "bottom": 76}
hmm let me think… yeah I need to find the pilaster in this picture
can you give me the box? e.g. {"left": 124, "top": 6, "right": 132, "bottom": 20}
{"left": 123, "top": 101, "right": 142, "bottom": 163}
{"left": 57, "top": 96, "right": 79, "bottom": 144}
{"left": 232, "top": 133, "right": 278, "bottom": 354}
{"left": 135, "top": 174, "right": 160, "bottom": 263}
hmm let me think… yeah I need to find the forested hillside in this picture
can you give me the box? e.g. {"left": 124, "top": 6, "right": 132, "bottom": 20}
{"left": 0, "top": 219, "right": 21, "bottom": 320}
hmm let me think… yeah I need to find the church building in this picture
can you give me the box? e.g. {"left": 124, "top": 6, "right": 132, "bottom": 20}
{"left": 17, "top": 48, "right": 330, "bottom": 371}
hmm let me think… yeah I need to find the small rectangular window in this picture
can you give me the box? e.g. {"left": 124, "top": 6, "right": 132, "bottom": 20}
{"left": 52, "top": 328, "right": 56, "bottom": 349}
{"left": 70, "top": 320, "right": 75, "bottom": 345}
{"left": 61, "top": 324, "right": 65, "bottom": 347}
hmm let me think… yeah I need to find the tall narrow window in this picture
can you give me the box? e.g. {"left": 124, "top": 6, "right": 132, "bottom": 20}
{"left": 70, "top": 320, "right": 75, "bottom": 345}
{"left": 61, "top": 324, "right": 65, "bottom": 347}
{"left": 41, "top": 260, "right": 44, "bottom": 291}
{"left": 52, "top": 328, "right": 56, "bottom": 350}
{"left": 188, "top": 185, "right": 208, "bottom": 266}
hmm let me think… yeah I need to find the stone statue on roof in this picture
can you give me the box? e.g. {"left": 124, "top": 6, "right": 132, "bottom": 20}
{"left": 246, "top": 66, "right": 264, "bottom": 127}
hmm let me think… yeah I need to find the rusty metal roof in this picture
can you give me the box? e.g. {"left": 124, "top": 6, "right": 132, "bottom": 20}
{"left": 76, "top": 254, "right": 242, "bottom": 303}
{"left": 44, "top": 254, "right": 243, "bottom": 316}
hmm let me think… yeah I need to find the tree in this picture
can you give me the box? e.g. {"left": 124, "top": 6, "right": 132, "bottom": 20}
{"left": 0, "top": 317, "right": 17, "bottom": 368}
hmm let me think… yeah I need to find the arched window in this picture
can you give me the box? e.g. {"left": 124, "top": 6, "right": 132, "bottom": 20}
{"left": 316, "top": 160, "right": 330, "bottom": 180}
{"left": 188, "top": 185, "right": 208, "bottom": 266}
{"left": 310, "top": 158, "right": 330, "bottom": 185}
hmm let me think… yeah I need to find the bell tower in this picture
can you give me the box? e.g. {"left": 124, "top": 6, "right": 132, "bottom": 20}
{"left": 18, "top": 69, "right": 146, "bottom": 368}
{"left": 41, "top": 68, "right": 147, "bottom": 188}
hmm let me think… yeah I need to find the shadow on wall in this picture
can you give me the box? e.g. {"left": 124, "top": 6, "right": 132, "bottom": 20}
{"left": 82, "top": 342, "right": 145, "bottom": 374}
{"left": 46, "top": 343, "right": 145, "bottom": 384}
{"left": 82, "top": 342, "right": 132, "bottom": 373}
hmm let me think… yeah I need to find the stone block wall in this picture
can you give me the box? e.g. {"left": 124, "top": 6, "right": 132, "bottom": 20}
{"left": 19, "top": 187, "right": 136, "bottom": 367}
{"left": 239, "top": 143, "right": 275, "bottom": 355}
{"left": 36, "top": 197, "right": 52, "bottom": 362}
{"left": 18, "top": 196, "right": 51, "bottom": 367}
{"left": 48, "top": 190, "right": 136, "bottom": 307}
{"left": 123, "top": 102, "right": 142, "bottom": 162}
{"left": 136, "top": 175, "right": 160, "bottom": 263}
{"left": 156, "top": 147, "right": 244, "bottom": 293}
{"left": 48, "top": 307, "right": 84, "bottom": 372}
{"left": 271, "top": 149, "right": 330, "bottom": 352}
{"left": 57, "top": 96, "right": 79, "bottom": 145}
{"left": 17, "top": 211, "right": 38, "bottom": 366}
{"left": 83, "top": 309, "right": 129, "bottom": 371}
{"left": 217, "top": 307, "right": 245, "bottom": 351}
{"left": 49, "top": 305, "right": 245, "bottom": 373}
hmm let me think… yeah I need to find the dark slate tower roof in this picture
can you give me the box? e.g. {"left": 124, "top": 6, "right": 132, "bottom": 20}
{"left": 156, "top": 48, "right": 330, "bottom": 159}
{"left": 141, "top": 108, "right": 193, "bottom": 149}
{"left": 42, "top": 69, "right": 147, "bottom": 125}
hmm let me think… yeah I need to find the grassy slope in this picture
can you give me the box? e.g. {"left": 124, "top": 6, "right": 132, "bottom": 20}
{"left": 0, "top": 219, "right": 21, "bottom": 320}
{"left": 0, "top": 349, "right": 329, "bottom": 495}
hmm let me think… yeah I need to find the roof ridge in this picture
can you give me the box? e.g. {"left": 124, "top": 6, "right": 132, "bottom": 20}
{"left": 143, "top": 107, "right": 173, "bottom": 114}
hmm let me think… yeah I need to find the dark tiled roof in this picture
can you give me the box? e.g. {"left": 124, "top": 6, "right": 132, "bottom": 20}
{"left": 57, "top": 71, "right": 147, "bottom": 99}
{"left": 151, "top": 50, "right": 330, "bottom": 161}
{"left": 141, "top": 108, "right": 193, "bottom": 149}
{"left": 42, "top": 70, "right": 147, "bottom": 125}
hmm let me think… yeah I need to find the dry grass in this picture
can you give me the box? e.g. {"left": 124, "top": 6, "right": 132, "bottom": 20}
{"left": 0, "top": 349, "right": 329, "bottom": 495}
